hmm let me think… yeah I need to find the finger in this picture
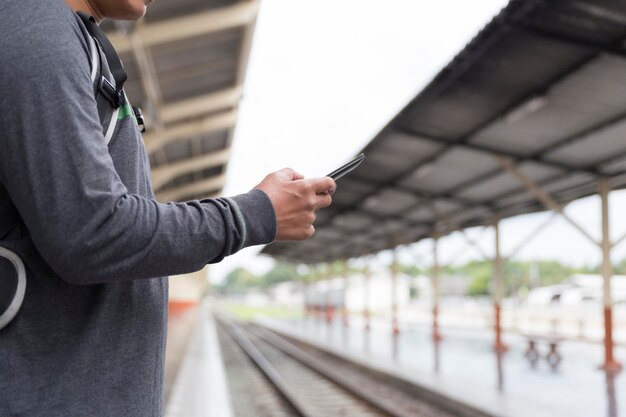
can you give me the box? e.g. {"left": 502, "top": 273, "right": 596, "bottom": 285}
{"left": 307, "top": 177, "right": 336, "bottom": 194}
{"left": 278, "top": 167, "right": 304, "bottom": 181}
{"left": 313, "top": 192, "right": 332, "bottom": 210}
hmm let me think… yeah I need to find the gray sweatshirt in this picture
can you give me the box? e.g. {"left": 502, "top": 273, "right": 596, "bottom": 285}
{"left": 0, "top": 1, "right": 277, "bottom": 416}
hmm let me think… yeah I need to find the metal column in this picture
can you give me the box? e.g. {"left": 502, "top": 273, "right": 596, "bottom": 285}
{"left": 391, "top": 247, "right": 400, "bottom": 335}
{"left": 493, "top": 219, "right": 507, "bottom": 352}
{"left": 342, "top": 263, "right": 350, "bottom": 328}
{"left": 599, "top": 177, "right": 622, "bottom": 372}
{"left": 325, "top": 269, "right": 334, "bottom": 325}
{"left": 363, "top": 261, "right": 371, "bottom": 332}
{"left": 432, "top": 235, "right": 442, "bottom": 342}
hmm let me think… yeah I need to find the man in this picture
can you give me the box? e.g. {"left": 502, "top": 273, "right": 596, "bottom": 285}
{"left": 0, "top": 0, "right": 335, "bottom": 416}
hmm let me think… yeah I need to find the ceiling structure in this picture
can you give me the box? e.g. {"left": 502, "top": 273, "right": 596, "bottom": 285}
{"left": 263, "top": 0, "right": 626, "bottom": 264}
{"left": 103, "top": 0, "right": 258, "bottom": 202}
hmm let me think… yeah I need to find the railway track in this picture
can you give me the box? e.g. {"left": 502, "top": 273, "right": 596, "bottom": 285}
{"left": 216, "top": 313, "right": 489, "bottom": 417}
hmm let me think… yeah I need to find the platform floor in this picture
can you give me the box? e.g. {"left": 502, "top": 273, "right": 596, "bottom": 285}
{"left": 164, "top": 307, "right": 199, "bottom": 404}
{"left": 164, "top": 302, "right": 233, "bottom": 417}
{"left": 259, "top": 315, "right": 625, "bottom": 417}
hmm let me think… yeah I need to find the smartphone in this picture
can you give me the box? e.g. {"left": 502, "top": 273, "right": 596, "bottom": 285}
{"left": 326, "top": 153, "right": 365, "bottom": 181}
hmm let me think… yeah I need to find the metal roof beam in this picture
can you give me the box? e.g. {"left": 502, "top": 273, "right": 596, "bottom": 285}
{"left": 496, "top": 156, "right": 600, "bottom": 247}
{"left": 612, "top": 229, "right": 626, "bottom": 250}
{"left": 506, "top": 211, "right": 559, "bottom": 260}
{"left": 159, "top": 86, "right": 243, "bottom": 125}
{"left": 152, "top": 148, "right": 231, "bottom": 191}
{"left": 156, "top": 173, "right": 226, "bottom": 202}
{"left": 107, "top": 1, "right": 260, "bottom": 53}
{"left": 397, "top": 127, "right": 598, "bottom": 175}
{"left": 144, "top": 109, "right": 238, "bottom": 155}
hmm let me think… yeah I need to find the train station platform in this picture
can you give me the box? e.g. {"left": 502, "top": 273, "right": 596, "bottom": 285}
{"left": 257, "top": 315, "right": 625, "bottom": 417}
{"left": 164, "top": 301, "right": 233, "bottom": 417}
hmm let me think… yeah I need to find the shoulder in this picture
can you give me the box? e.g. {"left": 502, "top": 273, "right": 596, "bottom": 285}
{"left": 0, "top": 0, "right": 91, "bottom": 87}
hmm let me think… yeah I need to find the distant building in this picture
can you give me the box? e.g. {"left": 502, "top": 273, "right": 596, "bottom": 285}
{"left": 304, "top": 271, "right": 413, "bottom": 312}
{"left": 526, "top": 274, "right": 626, "bottom": 306}
{"left": 412, "top": 275, "right": 471, "bottom": 299}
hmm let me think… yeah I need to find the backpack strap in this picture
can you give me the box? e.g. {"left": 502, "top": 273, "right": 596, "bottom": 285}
{"left": 77, "top": 12, "right": 127, "bottom": 109}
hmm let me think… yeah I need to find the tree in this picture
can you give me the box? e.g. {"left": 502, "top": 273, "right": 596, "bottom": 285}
{"left": 261, "top": 262, "right": 299, "bottom": 287}
{"left": 219, "top": 267, "right": 259, "bottom": 293}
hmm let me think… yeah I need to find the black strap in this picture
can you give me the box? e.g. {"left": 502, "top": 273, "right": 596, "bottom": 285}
{"left": 77, "top": 12, "right": 127, "bottom": 108}
{"left": 0, "top": 187, "right": 20, "bottom": 240}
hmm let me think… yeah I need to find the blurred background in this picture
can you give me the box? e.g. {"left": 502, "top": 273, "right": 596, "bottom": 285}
{"left": 106, "top": 0, "right": 626, "bottom": 416}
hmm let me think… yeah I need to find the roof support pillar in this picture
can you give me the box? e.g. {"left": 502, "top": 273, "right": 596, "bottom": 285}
{"left": 362, "top": 259, "right": 371, "bottom": 332}
{"left": 432, "top": 235, "right": 443, "bottom": 342}
{"left": 324, "top": 268, "right": 334, "bottom": 327}
{"left": 493, "top": 218, "right": 508, "bottom": 353}
{"left": 599, "top": 177, "right": 622, "bottom": 372}
{"left": 391, "top": 246, "right": 400, "bottom": 336}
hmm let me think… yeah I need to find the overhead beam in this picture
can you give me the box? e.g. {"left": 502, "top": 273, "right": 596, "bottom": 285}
{"left": 496, "top": 156, "right": 600, "bottom": 247}
{"left": 145, "top": 109, "right": 238, "bottom": 154}
{"left": 160, "top": 86, "right": 243, "bottom": 125}
{"left": 156, "top": 173, "right": 227, "bottom": 202}
{"left": 152, "top": 148, "right": 231, "bottom": 190}
{"left": 506, "top": 211, "right": 559, "bottom": 260}
{"left": 107, "top": 1, "right": 260, "bottom": 53}
{"left": 128, "top": 29, "right": 164, "bottom": 127}
{"left": 398, "top": 127, "right": 598, "bottom": 175}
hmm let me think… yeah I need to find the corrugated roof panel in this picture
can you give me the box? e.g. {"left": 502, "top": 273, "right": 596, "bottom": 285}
{"left": 354, "top": 133, "right": 443, "bottom": 185}
{"left": 545, "top": 118, "right": 626, "bottom": 167}
{"left": 472, "top": 55, "right": 626, "bottom": 156}
{"left": 400, "top": 29, "right": 592, "bottom": 140}
{"left": 332, "top": 212, "right": 374, "bottom": 231}
{"left": 400, "top": 147, "right": 500, "bottom": 194}
{"left": 157, "top": 129, "right": 229, "bottom": 167}
{"left": 150, "top": 28, "right": 242, "bottom": 103}
{"left": 403, "top": 206, "right": 436, "bottom": 224}
{"left": 362, "top": 189, "right": 420, "bottom": 216}
{"left": 458, "top": 162, "right": 562, "bottom": 201}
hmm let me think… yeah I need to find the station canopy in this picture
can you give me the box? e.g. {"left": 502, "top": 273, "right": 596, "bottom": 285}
{"left": 262, "top": 0, "right": 626, "bottom": 264}
{"left": 103, "top": 0, "right": 259, "bottom": 202}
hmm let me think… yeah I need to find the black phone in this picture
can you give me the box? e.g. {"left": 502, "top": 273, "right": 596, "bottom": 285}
{"left": 326, "top": 153, "right": 365, "bottom": 181}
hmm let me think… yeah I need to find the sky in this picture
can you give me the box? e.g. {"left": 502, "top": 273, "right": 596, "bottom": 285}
{"left": 207, "top": 0, "right": 626, "bottom": 283}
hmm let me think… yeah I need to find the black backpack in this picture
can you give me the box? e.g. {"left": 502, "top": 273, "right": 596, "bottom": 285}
{"left": 0, "top": 12, "right": 142, "bottom": 330}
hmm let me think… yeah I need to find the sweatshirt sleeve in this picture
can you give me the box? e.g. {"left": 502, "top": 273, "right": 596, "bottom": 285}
{"left": 0, "top": 2, "right": 276, "bottom": 285}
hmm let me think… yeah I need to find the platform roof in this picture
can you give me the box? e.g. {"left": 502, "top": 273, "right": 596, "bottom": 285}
{"left": 104, "top": 0, "right": 258, "bottom": 202}
{"left": 262, "top": 0, "right": 626, "bottom": 264}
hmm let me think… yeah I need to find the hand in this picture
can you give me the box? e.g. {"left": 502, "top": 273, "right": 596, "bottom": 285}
{"left": 255, "top": 168, "right": 336, "bottom": 241}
